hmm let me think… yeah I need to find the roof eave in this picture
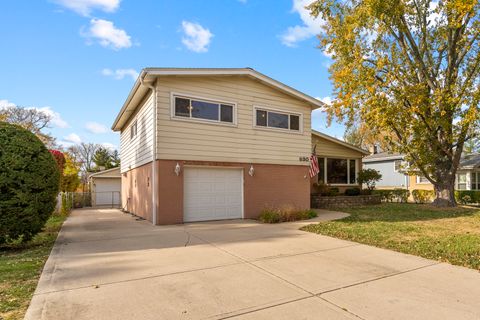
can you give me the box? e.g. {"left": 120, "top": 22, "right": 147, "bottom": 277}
{"left": 111, "top": 68, "right": 325, "bottom": 131}
{"left": 311, "top": 130, "right": 370, "bottom": 155}
{"left": 111, "top": 69, "right": 147, "bottom": 131}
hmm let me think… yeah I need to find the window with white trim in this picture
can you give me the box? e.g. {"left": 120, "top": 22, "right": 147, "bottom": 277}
{"left": 317, "top": 157, "right": 357, "bottom": 185}
{"left": 416, "top": 175, "right": 429, "bottom": 184}
{"left": 254, "top": 107, "right": 301, "bottom": 132}
{"left": 394, "top": 160, "right": 402, "bottom": 172}
{"left": 456, "top": 173, "right": 467, "bottom": 190}
{"left": 173, "top": 95, "right": 234, "bottom": 124}
{"left": 130, "top": 120, "right": 137, "bottom": 140}
{"left": 471, "top": 172, "right": 479, "bottom": 190}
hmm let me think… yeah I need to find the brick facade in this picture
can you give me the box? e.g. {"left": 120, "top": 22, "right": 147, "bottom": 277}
{"left": 122, "top": 160, "right": 310, "bottom": 224}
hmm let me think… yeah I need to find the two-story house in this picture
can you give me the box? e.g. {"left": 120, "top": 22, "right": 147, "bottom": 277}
{"left": 112, "top": 68, "right": 328, "bottom": 224}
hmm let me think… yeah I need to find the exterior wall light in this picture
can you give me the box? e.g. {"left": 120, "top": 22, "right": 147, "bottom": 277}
{"left": 248, "top": 165, "right": 255, "bottom": 177}
{"left": 174, "top": 162, "right": 181, "bottom": 176}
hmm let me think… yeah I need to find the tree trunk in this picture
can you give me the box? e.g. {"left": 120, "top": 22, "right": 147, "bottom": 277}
{"left": 432, "top": 182, "right": 456, "bottom": 207}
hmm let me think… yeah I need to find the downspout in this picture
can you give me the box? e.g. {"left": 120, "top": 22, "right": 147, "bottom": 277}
{"left": 140, "top": 75, "right": 157, "bottom": 225}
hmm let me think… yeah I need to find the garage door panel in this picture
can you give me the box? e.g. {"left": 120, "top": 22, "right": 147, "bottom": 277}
{"left": 184, "top": 167, "right": 243, "bottom": 222}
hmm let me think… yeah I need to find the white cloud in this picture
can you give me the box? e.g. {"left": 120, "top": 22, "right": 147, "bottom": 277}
{"left": 82, "top": 19, "right": 132, "bottom": 50}
{"left": 101, "top": 68, "right": 138, "bottom": 81}
{"left": 53, "top": 0, "right": 120, "bottom": 16}
{"left": 0, "top": 99, "right": 15, "bottom": 109}
{"left": 86, "top": 121, "right": 109, "bottom": 134}
{"left": 181, "top": 21, "right": 213, "bottom": 53}
{"left": 0, "top": 99, "right": 68, "bottom": 128}
{"left": 35, "top": 106, "right": 69, "bottom": 128}
{"left": 101, "top": 142, "right": 117, "bottom": 151}
{"left": 64, "top": 133, "right": 82, "bottom": 144}
{"left": 281, "top": 0, "right": 325, "bottom": 47}
{"left": 318, "top": 96, "right": 333, "bottom": 106}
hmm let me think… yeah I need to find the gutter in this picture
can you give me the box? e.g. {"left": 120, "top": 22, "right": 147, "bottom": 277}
{"left": 140, "top": 75, "right": 158, "bottom": 226}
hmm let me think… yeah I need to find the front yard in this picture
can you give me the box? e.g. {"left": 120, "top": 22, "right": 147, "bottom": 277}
{"left": 303, "top": 203, "right": 480, "bottom": 270}
{"left": 0, "top": 215, "right": 66, "bottom": 320}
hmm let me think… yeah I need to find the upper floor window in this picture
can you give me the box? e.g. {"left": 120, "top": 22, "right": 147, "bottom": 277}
{"left": 254, "top": 107, "right": 301, "bottom": 132}
{"left": 130, "top": 120, "right": 137, "bottom": 140}
{"left": 173, "top": 95, "right": 235, "bottom": 124}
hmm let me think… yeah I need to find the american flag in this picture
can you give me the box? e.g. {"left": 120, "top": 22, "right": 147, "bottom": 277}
{"left": 309, "top": 146, "right": 319, "bottom": 178}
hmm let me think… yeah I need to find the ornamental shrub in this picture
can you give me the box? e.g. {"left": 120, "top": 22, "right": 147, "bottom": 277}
{"left": 258, "top": 205, "right": 318, "bottom": 223}
{"left": 327, "top": 187, "right": 340, "bottom": 196}
{"left": 345, "top": 187, "right": 361, "bottom": 196}
{"left": 0, "top": 122, "right": 60, "bottom": 244}
{"left": 455, "top": 190, "right": 480, "bottom": 204}
{"left": 411, "top": 189, "right": 434, "bottom": 204}
{"left": 372, "top": 189, "right": 393, "bottom": 202}
{"left": 392, "top": 189, "right": 410, "bottom": 203}
{"left": 357, "top": 168, "right": 382, "bottom": 190}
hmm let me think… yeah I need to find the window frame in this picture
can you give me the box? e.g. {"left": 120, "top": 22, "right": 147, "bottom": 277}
{"left": 394, "top": 160, "right": 402, "bottom": 172}
{"left": 416, "top": 175, "right": 430, "bottom": 184}
{"left": 316, "top": 157, "right": 358, "bottom": 186}
{"left": 253, "top": 105, "right": 303, "bottom": 134}
{"left": 456, "top": 172, "right": 468, "bottom": 190}
{"left": 170, "top": 92, "right": 237, "bottom": 127}
{"left": 471, "top": 172, "right": 478, "bottom": 190}
{"left": 130, "top": 120, "right": 137, "bottom": 140}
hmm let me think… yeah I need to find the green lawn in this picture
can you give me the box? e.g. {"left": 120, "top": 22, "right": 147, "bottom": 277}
{"left": 302, "top": 203, "right": 480, "bottom": 270}
{"left": 0, "top": 215, "right": 66, "bottom": 320}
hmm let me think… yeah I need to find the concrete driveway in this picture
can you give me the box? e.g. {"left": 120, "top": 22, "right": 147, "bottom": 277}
{"left": 26, "top": 209, "right": 480, "bottom": 320}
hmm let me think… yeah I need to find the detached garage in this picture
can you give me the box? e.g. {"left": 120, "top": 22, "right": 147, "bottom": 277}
{"left": 88, "top": 167, "right": 122, "bottom": 208}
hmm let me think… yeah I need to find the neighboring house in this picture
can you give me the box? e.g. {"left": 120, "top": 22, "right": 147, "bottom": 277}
{"left": 409, "top": 153, "right": 480, "bottom": 191}
{"left": 311, "top": 130, "right": 370, "bottom": 191}
{"left": 88, "top": 167, "right": 122, "bottom": 207}
{"left": 363, "top": 152, "right": 409, "bottom": 189}
{"left": 363, "top": 152, "right": 480, "bottom": 192}
{"left": 112, "top": 67, "right": 325, "bottom": 225}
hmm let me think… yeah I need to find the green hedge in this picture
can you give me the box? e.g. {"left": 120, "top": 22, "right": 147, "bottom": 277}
{"left": 373, "top": 189, "right": 410, "bottom": 203}
{"left": 411, "top": 189, "right": 435, "bottom": 203}
{"left": 0, "top": 122, "right": 60, "bottom": 244}
{"left": 455, "top": 190, "right": 480, "bottom": 204}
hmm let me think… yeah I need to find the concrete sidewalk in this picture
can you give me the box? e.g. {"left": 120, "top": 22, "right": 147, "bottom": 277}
{"left": 25, "top": 209, "right": 480, "bottom": 320}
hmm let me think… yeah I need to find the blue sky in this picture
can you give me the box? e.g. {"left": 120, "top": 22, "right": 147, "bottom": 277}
{"left": 0, "top": 0, "right": 346, "bottom": 150}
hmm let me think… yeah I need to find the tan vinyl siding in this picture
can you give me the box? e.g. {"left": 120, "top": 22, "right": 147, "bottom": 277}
{"left": 120, "top": 92, "right": 154, "bottom": 173}
{"left": 313, "top": 135, "right": 364, "bottom": 158}
{"left": 155, "top": 76, "right": 312, "bottom": 165}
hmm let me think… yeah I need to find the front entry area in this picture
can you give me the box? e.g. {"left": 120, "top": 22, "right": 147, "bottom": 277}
{"left": 183, "top": 167, "right": 243, "bottom": 222}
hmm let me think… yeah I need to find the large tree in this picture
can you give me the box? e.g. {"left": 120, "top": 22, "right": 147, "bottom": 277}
{"left": 343, "top": 123, "right": 394, "bottom": 151}
{"left": 309, "top": 0, "right": 480, "bottom": 206}
{"left": 68, "top": 143, "right": 100, "bottom": 173}
{"left": 93, "top": 147, "right": 114, "bottom": 170}
{"left": 68, "top": 143, "right": 100, "bottom": 189}
{"left": 0, "top": 105, "right": 56, "bottom": 147}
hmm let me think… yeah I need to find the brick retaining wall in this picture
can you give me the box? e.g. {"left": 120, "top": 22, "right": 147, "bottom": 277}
{"left": 311, "top": 194, "right": 381, "bottom": 209}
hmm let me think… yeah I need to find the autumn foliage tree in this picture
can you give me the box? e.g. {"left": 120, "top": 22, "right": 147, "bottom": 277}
{"left": 309, "top": 0, "right": 480, "bottom": 206}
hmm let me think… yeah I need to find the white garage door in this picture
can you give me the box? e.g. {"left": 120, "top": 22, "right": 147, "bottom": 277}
{"left": 184, "top": 167, "right": 243, "bottom": 222}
